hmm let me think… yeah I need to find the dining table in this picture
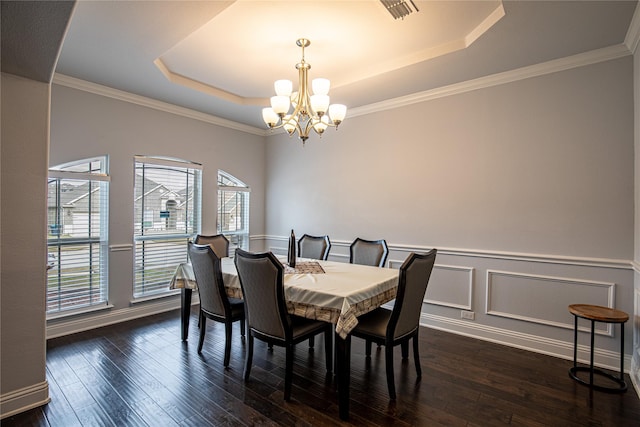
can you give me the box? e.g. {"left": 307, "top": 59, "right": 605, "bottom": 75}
{"left": 170, "top": 256, "right": 399, "bottom": 420}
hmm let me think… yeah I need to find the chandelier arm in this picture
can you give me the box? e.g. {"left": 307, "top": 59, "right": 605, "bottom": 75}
{"left": 302, "top": 118, "right": 315, "bottom": 136}
{"left": 298, "top": 123, "right": 309, "bottom": 140}
{"left": 289, "top": 98, "right": 304, "bottom": 120}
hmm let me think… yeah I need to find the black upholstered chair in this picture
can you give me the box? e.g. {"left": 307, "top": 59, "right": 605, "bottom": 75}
{"left": 187, "top": 243, "right": 245, "bottom": 365}
{"left": 234, "top": 248, "right": 333, "bottom": 401}
{"left": 195, "top": 234, "right": 230, "bottom": 258}
{"left": 298, "top": 234, "right": 331, "bottom": 260}
{"left": 349, "top": 237, "right": 389, "bottom": 267}
{"left": 351, "top": 249, "right": 437, "bottom": 399}
{"left": 297, "top": 234, "right": 331, "bottom": 349}
{"left": 193, "top": 234, "right": 229, "bottom": 330}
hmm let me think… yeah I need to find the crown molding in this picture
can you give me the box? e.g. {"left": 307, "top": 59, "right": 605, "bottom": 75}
{"left": 153, "top": 58, "right": 265, "bottom": 106}
{"left": 52, "top": 74, "right": 267, "bottom": 137}
{"left": 55, "top": 42, "right": 631, "bottom": 137}
{"left": 348, "top": 44, "right": 632, "bottom": 119}
{"left": 625, "top": 2, "right": 640, "bottom": 54}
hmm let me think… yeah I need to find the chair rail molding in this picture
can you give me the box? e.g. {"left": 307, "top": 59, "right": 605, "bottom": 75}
{"left": 261, "top": 235, "right": 633, "bottom": 270}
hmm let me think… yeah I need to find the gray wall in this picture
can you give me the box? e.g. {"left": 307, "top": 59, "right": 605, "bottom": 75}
{"left": 2, "top": 3, "right": 638, "bottom": 419}
{"left": 47, "top": 84, "right": 266, "bottom": 335}
{"left": 633, "top": 30, "right": 640, "bottom": 394}
{"left": 1, "top": 73, "right": 51, "bottom": 416}
{"left": 265, "top": 56, "right": 636, "bottom": 371}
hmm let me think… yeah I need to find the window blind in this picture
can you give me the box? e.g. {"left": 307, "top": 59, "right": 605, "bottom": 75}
{"left": 133, "top": 157, "right": 201, "bottom": 297}
{"left": 217, "top": 170, "right": 250, "bottom": 254}
{"left": 47, "top": 157, "right": 109, "bottom": 315}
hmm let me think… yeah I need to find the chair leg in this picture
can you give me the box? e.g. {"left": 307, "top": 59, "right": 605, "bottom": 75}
{"left": 224, "top": 320, "right": 233, "bottom": 367}
{"left": 197, "top": 316, "right": 206, "bottom": 353}
{"left": 284, "top": 343, "right": 294, "bottom": 401}
{"left": 244, "top": 335, "right": 254, "bottom": 381}
{"left": 385, "top": 345, "right": 396, "bottom": 400}
{"left": 324, "top": 328, "right": 333, "bottom": 373}
{"left": 309, "top": 336, "right": 315, "bottom": 351}
{"left": 240, "top": 318, "right": 246, "bottom": 337}
{"left": 365, "top": 340, "right": 372, "bottom": 357}
{"left": 413, "top": 335, "right": 421, "bottom": 380}
{"left": 401, "top": 340, "right": 409, "bottom": 359}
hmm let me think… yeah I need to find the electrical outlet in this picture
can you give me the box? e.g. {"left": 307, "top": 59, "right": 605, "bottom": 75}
{"left": 461, "top": 310, "right": 475, "bottom": 320}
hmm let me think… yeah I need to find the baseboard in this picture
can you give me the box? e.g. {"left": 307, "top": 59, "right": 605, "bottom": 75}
{"left": 420, "top": 313, "right": 632, "bottom": 373}
{"left": 0, "top": 381, "right": 50, "bottom": 420}
{"left": 46, "top": 297, "right": 187, "bottom": 339}
{"left": 632, "top": 356, "right": 640, "bottom": 399}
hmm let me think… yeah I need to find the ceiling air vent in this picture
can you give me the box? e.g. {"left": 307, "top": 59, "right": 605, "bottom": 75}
{"left": 380, "top": 0, "right": 419, "bottom": 20}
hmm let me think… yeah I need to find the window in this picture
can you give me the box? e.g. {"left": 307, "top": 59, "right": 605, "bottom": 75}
{"left": 134, "top": 156, "right": 201, "bottom": 297}
{"left": 47, "top": 157, "right": 109, "bottom": 315}
{"left": 217, "top": 170, "right": 250, "bottom": 254}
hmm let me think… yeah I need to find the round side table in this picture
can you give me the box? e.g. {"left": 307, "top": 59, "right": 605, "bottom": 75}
{"left": 568, "top": 304, "right": 628, "bottom": 393}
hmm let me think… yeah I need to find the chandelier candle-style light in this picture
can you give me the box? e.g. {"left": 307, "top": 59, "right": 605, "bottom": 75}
{"left": 262, "top": 38, "right": 347, "bottom": 144}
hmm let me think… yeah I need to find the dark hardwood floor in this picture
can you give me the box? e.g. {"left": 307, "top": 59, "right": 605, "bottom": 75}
{"left": 4, "top": 307, "right": 639, "bottom": 426}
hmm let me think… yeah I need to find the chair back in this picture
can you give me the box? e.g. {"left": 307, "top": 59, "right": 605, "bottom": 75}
{"left": 389, "top": 249, "right": 437, "bottom": 340}
{"left": 234, "top": 249, "right": 289, "bottom": 341}
{"left": 195, "top": 234, "right": 229, "bottom": 258}
{"left": 298, "top": 234, "right": 331, "bottom": 260}
{"left": 188, "top": 242, "right": 229, "bottom": 317}
{"left": 350, "top": 238, "right": 389, "bottom": 267}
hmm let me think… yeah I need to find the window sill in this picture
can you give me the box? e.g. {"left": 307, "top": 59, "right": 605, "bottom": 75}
{"left": 130, "top": 289, "right": 181, "bottom": 305}
{"left": 47, "top": 303, "right": 115, "bottom": 321}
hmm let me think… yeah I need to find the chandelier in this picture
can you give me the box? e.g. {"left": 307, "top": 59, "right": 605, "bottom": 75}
{"left": 261, "top": 38, "right": 347, "bottom": 144}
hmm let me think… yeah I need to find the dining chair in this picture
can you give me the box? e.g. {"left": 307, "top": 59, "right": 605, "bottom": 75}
{"left": 187, "top": 243, "right": 245, "bottom": 366}
{"left": 195, "top": 233, "right": 230, "bottom": 258}
{"left": 193, "top": 234, "right": 230, "bottom": 329}
{"left": 296, "top": 233, "right": 331, "bottom": 350}
{"left": 349, "top": 237, "right": 389, "bottom": 267}
{"left": 351, "top": 249, "right": 437, "bottom": 399}
{"left": 234, "top": 248, "right": 333, "bottom": 401}
{"left": 298, "top": 234, "right": 331, "bottom": 260}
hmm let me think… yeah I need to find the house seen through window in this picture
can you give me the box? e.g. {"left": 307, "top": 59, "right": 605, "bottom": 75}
{"left": 47, "top": 157, "right": 109, "bottom": 315}
{"left": 217, "top": 170, "right": 250, "bottom": 255}
{"left": 134, "top": 156, "right": 202, "bottom": 297}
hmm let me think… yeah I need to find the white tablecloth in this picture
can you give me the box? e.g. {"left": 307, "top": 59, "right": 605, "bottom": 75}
{"left": 171, "top": 257, "right": 399, "bottom": 338}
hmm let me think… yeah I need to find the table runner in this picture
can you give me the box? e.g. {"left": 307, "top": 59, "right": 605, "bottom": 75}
{"left": 284, "top": 261, "right": 325, "bottom": 275}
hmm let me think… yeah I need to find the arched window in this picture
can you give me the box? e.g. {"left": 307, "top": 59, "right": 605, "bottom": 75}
{"left": 218, "top": 170, "right": 250, "bottom": 254}
{"left": 134, "top": 156, "right": 202, "bottom": 297}
{"left": 47, "top": 157, "right": 109, "bottom": 315}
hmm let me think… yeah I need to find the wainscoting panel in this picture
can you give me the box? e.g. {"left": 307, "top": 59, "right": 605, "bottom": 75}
{"left": 45, "top": 235, "right": 634, "bottom": 379}
{"left": 486, "top": 270, "right": 616, "bottom": 335}
{"left": 192, "top": 236, "right": 639, "bottom": 375}
{"left": 387, "top": 259, "right": 473, "bottom": 310}
{"left": 425, "top": 264, "right": 474, "bottom": 310}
